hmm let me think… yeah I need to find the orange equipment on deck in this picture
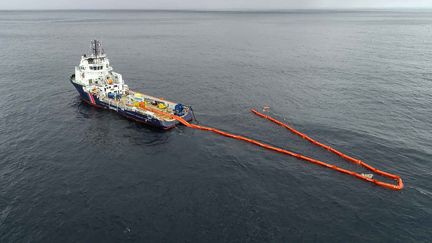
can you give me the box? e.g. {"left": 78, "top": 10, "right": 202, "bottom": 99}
{"left": 138, "top": 105, "right": 403, "bottom": 190}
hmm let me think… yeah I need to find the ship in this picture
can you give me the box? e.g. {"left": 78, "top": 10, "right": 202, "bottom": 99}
{"left": 70, "top": 40, "right": 194, "bottom": 129}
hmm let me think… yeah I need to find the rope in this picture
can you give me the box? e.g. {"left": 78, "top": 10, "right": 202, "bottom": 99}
{"left": 189, "top": 106, "right": 199, "bottom": 124}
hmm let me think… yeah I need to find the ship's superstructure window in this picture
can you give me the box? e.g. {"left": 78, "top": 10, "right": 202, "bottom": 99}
{"left": 90, "top": 66, "right": 103, "bottom": 70}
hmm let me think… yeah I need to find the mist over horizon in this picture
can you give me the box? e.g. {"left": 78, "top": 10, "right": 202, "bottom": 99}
{"left": 1, "top": 0, "right": 432, "bottom": 10}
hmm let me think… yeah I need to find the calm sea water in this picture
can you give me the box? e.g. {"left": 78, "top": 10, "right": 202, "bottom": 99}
{"left": 0, "top": 10, "right": 431, "bottom": 242}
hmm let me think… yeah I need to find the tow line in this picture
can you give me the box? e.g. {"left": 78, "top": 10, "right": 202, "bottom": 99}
{"left": 143, "top": 106, "right": 404, "bottom": 190}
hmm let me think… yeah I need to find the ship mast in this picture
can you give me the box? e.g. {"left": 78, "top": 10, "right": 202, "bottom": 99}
{"left": 91, "top": 40, "right": 104, "bottom": 58}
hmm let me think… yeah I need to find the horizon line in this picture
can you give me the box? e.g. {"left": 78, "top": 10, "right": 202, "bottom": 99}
{"left": 1, "top": 7, "right": 432, "bottom": 11}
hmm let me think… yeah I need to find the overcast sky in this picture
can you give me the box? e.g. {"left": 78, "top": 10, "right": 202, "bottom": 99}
{"left": 1, "top": 0, "right": 432, "bottom": 10}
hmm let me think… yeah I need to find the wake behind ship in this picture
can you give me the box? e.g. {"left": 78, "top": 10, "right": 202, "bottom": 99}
{"left": 70, "top": 40, "right": 194, "bottom": 129}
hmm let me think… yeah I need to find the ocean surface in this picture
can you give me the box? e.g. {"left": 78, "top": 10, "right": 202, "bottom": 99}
{"left": 0, "top": 10, "right": 431, "bottom": 242}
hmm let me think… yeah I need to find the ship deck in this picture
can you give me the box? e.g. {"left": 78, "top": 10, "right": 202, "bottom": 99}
{"left": 99, "top": 90, "right": 185, "bottom": 122}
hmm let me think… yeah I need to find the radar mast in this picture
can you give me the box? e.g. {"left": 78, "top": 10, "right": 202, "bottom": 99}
{"left": 91, "top": 40, "right": 104, "bottom": 57}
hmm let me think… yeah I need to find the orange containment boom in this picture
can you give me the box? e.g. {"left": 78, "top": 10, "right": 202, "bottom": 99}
{"left": 140, "top": 105, "right": 403, "bottom": 190}
{"left": 250, "top": 109, "right": 403, "bottom": 190}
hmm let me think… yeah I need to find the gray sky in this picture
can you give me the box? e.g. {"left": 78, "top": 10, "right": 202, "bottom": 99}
{"left": 1, "top": 0, "right": 432, "bottom": 10}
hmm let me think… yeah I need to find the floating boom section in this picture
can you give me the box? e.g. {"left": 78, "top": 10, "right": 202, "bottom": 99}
{"left": 250, "top": 109, "right": 403, "bottom": 190}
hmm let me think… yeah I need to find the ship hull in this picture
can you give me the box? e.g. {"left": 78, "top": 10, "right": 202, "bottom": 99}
{"left": 70, "top": 76, "right": 193, "bottom": 130}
